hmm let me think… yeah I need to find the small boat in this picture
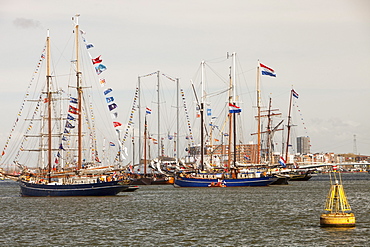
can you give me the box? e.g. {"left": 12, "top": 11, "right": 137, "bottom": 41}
{"left": 208, "top": 180, "right": 226, "bottom": 187}
{"left": 320, "top": 169, "right": 355, "bottom": 227}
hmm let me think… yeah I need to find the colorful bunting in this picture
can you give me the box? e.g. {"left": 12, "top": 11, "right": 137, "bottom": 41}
{"left": 113, "top": 121, "right": 122, "bottom": 128}
{"left": 95, "top": 64, "right": 107, "bottom": 75}
{"left": 92, "top": 55, "right": 102, "bottom": 64}
{"left": 108, "top": 103, "right": 118, "bottom": 111}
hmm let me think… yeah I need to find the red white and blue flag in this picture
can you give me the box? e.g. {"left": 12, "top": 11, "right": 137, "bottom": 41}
{"left": 292, "top": 89, "right": 299, "bottom": 99}
{"left": 260, "top": 63, "right": 276, "bottom": 77}
{"left": 146, "top": 107, "right": 152, "bottom": 114}
{"left": 279, "top": 156, "right": 287, "bottom": 168}
{"left": 229, "top": 103, "right": 241, "bottom": 113}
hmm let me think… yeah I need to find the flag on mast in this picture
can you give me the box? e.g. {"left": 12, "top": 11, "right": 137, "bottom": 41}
{"left": 229, "top": 103, "right": 241, "bottom": 113}
{"left": 260, "top": 63, "right": 276, "bottom": 77}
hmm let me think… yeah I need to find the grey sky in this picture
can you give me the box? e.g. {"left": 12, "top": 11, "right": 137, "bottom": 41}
{"left": 1, "top": 0, "right": 370, "bottom": 156}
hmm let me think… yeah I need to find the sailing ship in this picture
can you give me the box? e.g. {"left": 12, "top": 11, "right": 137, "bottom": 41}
{"left": 126, "top": 71, "right": 179, "bottom": 185}
{"left": 1, "top": 14, "right": 131, "bottom": 196}
{"left": 320, "top": 168, "right": 355, "bottom": 227}
{"left": 174, "top": 54, "right": 277, "bottom": 187}
{"left": 282, "top": 88, "right": 313, "bottom": 181}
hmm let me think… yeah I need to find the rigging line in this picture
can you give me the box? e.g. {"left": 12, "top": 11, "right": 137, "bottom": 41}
{"left": 140, "top": 71, "right": 158, "bottom": 78}
{"left": 206, "top": 87, "right": 230, "bottom": 98}
{"left": 204, "top": 56, "right": 228, "bottom": 64}
{"left": 0, "top": 45, "right": 46, "bottom": 164}
{"left": 204, "top": 63, "right": 228, "bottom": 84}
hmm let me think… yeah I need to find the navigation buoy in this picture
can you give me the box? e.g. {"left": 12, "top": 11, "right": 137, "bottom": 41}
{"left": 320, "top": 169, "right": 355, "bottom": 227}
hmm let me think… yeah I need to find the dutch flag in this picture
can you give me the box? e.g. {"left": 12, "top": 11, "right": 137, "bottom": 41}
{"left": 292, "top": 89, "right": 299, "bottom": 99}
{"left": 229, "top": 103, "right": 241, "bottom": 113}
{"left": 260, "top": 63, "right": 276, "bottom": 77}
{"left": 279, "top": 156, "right": 287, "bottom": 168}
{"left": 146, "top": 107, "right": 152, "bottom": 114}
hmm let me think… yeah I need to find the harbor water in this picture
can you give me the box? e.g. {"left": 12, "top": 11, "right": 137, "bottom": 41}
{"left": 0, "top": 173, "right": 369, "bottom": 246}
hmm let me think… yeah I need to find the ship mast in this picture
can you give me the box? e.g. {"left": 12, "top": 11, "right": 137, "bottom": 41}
{"left": 285, "top": 89, "right": 294, "bottom": 163}
{"left": 46, "top": 29, "right": 52, "bottom": 182}
{"left": 200, "top": 61, "right": 205, "bottom": 171}
{"left": 256, "top": 61, "right": 262, "bottom": 164}
{"left": 74, "top": 14, "right": 83, "bottom": 170}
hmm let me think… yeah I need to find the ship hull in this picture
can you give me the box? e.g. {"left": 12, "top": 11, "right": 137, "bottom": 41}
{"left": 174, "top": 176, "right": 277, "bottom": 187}
{"left": 19, "top": 180, "right": 129, "bottom": 197}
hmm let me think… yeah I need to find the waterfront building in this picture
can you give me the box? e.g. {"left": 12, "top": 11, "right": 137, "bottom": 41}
{"left": 297, "top": 136, "right": 310, "bottom": 154}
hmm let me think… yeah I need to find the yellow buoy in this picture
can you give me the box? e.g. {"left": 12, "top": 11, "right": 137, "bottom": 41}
{"left": 320, "top": 170, "right": 355, "bottom": 227}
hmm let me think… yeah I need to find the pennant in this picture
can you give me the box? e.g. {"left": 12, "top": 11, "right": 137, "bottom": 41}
{"left": 106, "top": 97, "right": 114, "bottom": 103}
{"left": 68, "top": 105, "right": 78, "bottom": 114}
{"left": 103, "top": 88, "right": 113, "bottom": 95}
{"left": 65, "top": 122, "right": 75, "bottom": 128}
{"left": 229, "top": 103, "right": 241, "bottom": 113}
{"left": 59, "top": 143, "right": 65, "bottom": 150}
{"left": 108, "top": 103, "right": 118, "bottom": 111}
{"left": 111, "top": 112, "right": 118, "bottom": 119}
{"left": 99, "top": 78, "right": 106, "bottom": 87}
{"left": 260, "top": 63, "right": 276, "bottom": 77}
{"left": 64, "top": 128, "right": 70, "bottom": 134}
{"left": 207, "top": 108, "right": 212, "bottom": 116}
{"left": 92, "top": 55, "right": 102, "bottom": 64}
{"left": 67, "top": 114, "right": 75, "bottom": 121}
{"left": 70, "top": 97, "right": 78, "bottom": 104}
{"left": 113, "top": 121, "right": 122, "bottom": 128}
{"left": 55, "top": 158, "right": 59, "bottom": 164}
{"left": 168, "top": 135, "right": 173, "bottom": 140}
{"left": 57, "top": 152, "right": 61, "bottom": 157}
{"left": 86, "top": 43, "right": 94, "bottom": 49}
{"left": 95, "top": 64, "right": 107, "bottom": 75}
{"left": 62, "top": 136, "right": 68, "bottom": 141}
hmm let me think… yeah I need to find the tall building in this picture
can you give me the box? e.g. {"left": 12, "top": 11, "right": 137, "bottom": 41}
{"left": 297, "top": 136, "right": 310, "bottom": 154}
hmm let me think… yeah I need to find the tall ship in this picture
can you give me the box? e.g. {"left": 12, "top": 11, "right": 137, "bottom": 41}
{"left": 0, "top": 14, "right": 131, "bottom": 196}
{"left": 174, "top": 54, "right": 277, "bottom": 187}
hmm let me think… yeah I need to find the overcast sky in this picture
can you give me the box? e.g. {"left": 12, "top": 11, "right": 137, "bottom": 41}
{"left": 1, "top": 0, "right": 370, "bottom": 156}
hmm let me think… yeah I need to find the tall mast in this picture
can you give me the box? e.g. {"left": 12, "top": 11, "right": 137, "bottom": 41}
{"left": 200, "top": 61, "right": 205, "bottom": 171}
{"left": 285, "top": 89, "right": 293, "bottom": 162}
{"left": 74, "top": 14, "right": 83, "bottom": 170}
{"left": 157, "top": 71, "right": 160, "bottom": 158}
{"left": 144, "top": 115, "right": 147, "bottom": 175}
{"left": 46, "top": 29, "right": 52, "bottom": 182}
{"left": 138, "top": 76, "right": 141, "bottom": 168}
{"left": 176, "top": 78, "right": 179, "bottom": 164}
{"left": 256, "top": 61, "right": 262, "bottom": 164}
{"left": 227, "top": 66, "right": 232, "bottom": 171}
{"left": 232, "top": 53, "right": 236, "bottom": 170}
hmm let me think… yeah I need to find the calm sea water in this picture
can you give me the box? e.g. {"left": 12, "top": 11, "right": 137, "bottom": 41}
{"left": 0, "top": 173, "right": 369, "bottom": 246}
